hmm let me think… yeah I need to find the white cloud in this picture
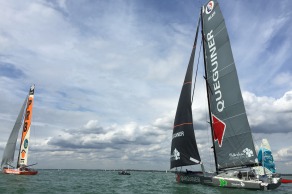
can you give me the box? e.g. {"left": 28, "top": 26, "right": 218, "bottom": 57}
{"left": 244, "top": 91, "right": 292, "bottom": 133}
{"left": 84, "top": 120, "right": 99, "bottom": 129}
{"left": 273, "top": 72, "right": 292, "bottom": 87}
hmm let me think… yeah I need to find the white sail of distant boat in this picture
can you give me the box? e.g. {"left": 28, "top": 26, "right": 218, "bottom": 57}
{"left": 255, "top": 139, "right": 292, "bottom": 184}
{"left": 253, "top": 139, "right": 275, "bottom": 175}
{"left": 1, "top": 84, "right": 38, "bottom": 175}
{"left": 170, "top": 0, "right": 281, "bottom": 190}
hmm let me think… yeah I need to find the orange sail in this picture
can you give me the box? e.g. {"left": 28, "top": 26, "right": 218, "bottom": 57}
{"left": 17, "top": 85, "right": 34, "bottom": 168}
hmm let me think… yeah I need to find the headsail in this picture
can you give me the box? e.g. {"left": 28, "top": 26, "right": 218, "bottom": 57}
{"left": 201, "top": 0, "right": 257, "bottom": 170}
{"left": 17, "top": 85, "right": 35, "bottom": 168}
{"left": 258, "top": 139, "right": 276, "bottom": 173}
{"left": 170, "top": 17, "right": 201, "bottom": 169}
{"left": 1, "top": 97, "right": 27, "bottom": 168}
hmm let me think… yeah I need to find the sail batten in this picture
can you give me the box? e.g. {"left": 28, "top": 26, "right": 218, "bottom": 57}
{"left": 173, "top": 123, "right": 193, "bottom": 128}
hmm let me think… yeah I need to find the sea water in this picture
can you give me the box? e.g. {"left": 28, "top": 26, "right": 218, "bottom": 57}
{"left": 0, "top": 170, "right": 291, "bottom": 194}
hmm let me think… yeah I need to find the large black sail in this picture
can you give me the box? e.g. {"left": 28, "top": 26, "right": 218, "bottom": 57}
{"left": 201, "top": 0, "right": 257, "bottom": 170}
{"left": 170, "top": 18, "right": 201, "bottom": 169}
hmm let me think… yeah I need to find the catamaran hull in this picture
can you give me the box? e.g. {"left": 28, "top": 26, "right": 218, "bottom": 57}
{"left": 2, "top": 168, "right": 38, "bottom": 175}
{"left": 176, "top": 172, "right": 281, "bottom": 190}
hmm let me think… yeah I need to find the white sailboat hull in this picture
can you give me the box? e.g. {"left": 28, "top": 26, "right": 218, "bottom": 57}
{"left": 175, "top": 170, "right": 281, "bottom": 190}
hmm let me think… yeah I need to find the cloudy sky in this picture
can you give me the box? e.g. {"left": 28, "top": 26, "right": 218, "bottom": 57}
{"left": 0, "top": 0, "right": 291, "bottom": 173}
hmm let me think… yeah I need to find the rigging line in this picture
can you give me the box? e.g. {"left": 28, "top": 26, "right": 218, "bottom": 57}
{"left": 191, "top": 39, "right": 203, "bottom": 104}
{"left": 31, "top": 118, "right": 37, "bottom": 164}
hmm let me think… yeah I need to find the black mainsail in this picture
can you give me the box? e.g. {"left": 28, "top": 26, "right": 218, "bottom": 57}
{"left": 170, "top": 17, "right": 201, "bottom": 169}
{"left": 201, "top": 0, "right": 257, "bottom": 170}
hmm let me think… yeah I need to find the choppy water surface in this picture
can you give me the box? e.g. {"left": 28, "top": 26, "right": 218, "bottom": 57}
{"left": 0, "top": 170, "right": 291, "bottom": 194}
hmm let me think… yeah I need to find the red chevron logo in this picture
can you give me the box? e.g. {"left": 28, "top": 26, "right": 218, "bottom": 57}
{"left": 212, "top": 114, "right": 226, "bottom": 147}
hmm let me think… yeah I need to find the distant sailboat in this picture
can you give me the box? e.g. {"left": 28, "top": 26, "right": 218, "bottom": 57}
{"left": 253, "top": 139, "right": 276, "bottom": 175}
{"left": 1, "top": 85, "right": 38, "bottom": 175}
{"left": 256, "top": 139, "right": 292, "bottom": 184}
{"left": 170, "top": 0, "right": 281, "bottom": 190}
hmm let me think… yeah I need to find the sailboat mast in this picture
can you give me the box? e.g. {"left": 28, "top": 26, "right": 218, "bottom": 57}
{"left": 200, "top": 7, "right": 219, "bottom": 173}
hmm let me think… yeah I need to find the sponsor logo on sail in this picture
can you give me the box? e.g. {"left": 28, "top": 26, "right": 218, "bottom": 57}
{"left": 21, "top": 150, "right": 26, "bottom": 159}
{"left": 206, "top": 1, "right": 214, "bottom": 15}
{"left": 206, "top": 30, "right": 225, "bottom": 113}
{"left": 212, "top": 114, "right": 226, "bottom": 147}
{"left": 229, "top": 148, "right": 254, "bottom": 160}
{"left": 172, "top": 131, "right": 184, "bottom": 139}
{"left": 243, "top": 148, "right": 254, "bottom": 157}
{"left": 208, "top": 11, "right": 216, "bottom": 21}
{"left": 171, "top": 148, "right": 180, "bottom": 161}
{"left": 24, "top": 139, "right": 29, "bottom": 149}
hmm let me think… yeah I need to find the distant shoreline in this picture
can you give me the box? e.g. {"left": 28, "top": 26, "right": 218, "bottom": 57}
{"left": 38, "top": 169, "right": 169, "bottom": 173}
{"left": 36, "top": 169, "right": 292, "bottom": 175}
{"left": 281, "top": 174, "right": 292, "bottom": 176}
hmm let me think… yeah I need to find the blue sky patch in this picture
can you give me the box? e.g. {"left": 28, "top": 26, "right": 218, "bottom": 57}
{"left": 0, "top": 62, "right": 24, "bottom": 79}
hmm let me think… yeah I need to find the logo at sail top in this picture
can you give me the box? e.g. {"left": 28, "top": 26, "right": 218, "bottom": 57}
{"left": 212, "top": 114, "right": 226, "bottom": 147}
{"left": 206, "top": 1, "right": 214, "bottom": 15}
{"left": 30, "top": 85, "right": 35, "bottom": 91}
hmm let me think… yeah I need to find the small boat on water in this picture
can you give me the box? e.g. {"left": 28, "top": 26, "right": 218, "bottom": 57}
{"left": 1, "top": 85, "right": 38, "bottom": 175}
{"left": 118, "top": 170, "right": 130, "bottom": 175}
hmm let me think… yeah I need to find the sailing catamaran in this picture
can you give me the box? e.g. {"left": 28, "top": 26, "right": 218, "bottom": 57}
{"left": 170, "top": 0, "right": 281, "bottom": 190}
{"left": 1, "top": 85, "right": 38, "bottom": 175}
